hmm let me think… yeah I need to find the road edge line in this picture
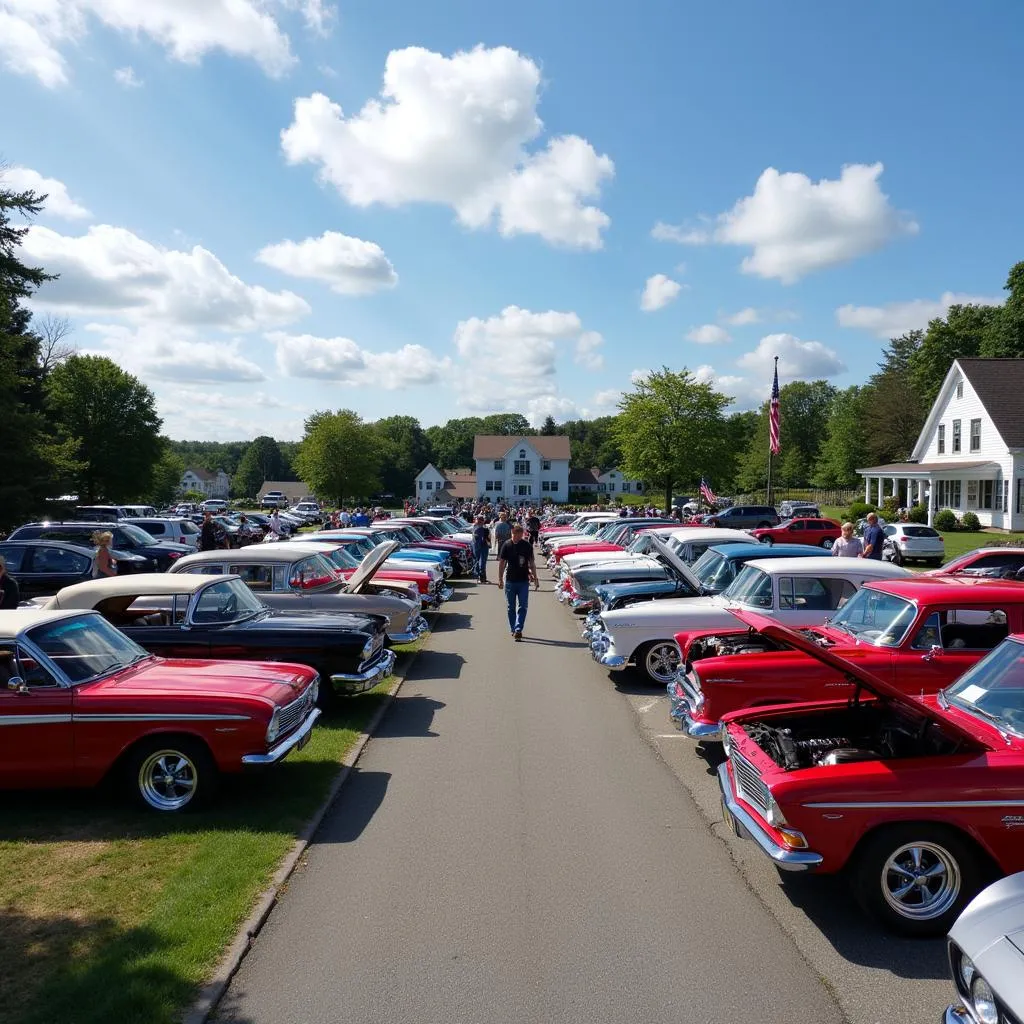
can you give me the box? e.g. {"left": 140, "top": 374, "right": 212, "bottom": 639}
{"left": 181, "top": 638, "right": 428, "bottom": 1024}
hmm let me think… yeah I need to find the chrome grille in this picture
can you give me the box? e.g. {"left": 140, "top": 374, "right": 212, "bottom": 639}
{"left": 278, "top": 677, "right": 318, "bottom": 735}
{"left": 359, "top": 633, "right": 385, "bottom": 671}
{"left": 730, "top": 750, "right": 770, "bottom": 817}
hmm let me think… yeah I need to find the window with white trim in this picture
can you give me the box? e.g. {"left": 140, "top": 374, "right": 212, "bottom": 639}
{"left": 970, "top": 419, "right": 981, "bottom": 452}
{"left": 952, "top": 419, "right": 961, "bottom": 453}
{"left": 956, "top": 381, "right": 963, "bottom": 399}
{"left": 1018, "top": 478, "right": 1024, "bottom": 514}
{"left": 542, "top": 460, "right": 551, "bottom": 471}
{"left": 493, "top": 460, "right": 503, "bottom": 470}
{"left": 979, "top": 480, "right": 994, "bottom": 510}
{"left": 935, "top": 479, "right": 962, "bottom": 508}
{"left": 425, "top": 481, "right": 433, "bottom": 490}
{"left": 513, "top": 460, "right": 530, "bottom": 475}
{"left": 937, "top": 424, "right": 945, "bottom": 454}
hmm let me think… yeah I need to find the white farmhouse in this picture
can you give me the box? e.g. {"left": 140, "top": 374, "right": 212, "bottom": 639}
{"left": 857, "top": 358, "right": 1024, "bottom": 529}
{"left": 569, "top": 466, "right": 645, "bottom": 497}
{"left": 413, "top": 464, "right": 478, "bottom": 503}
{"left": 180, "top": 467, "right": 230, "bottom": 498}
{"left": 473, "top": 435, "right": 571, "bottom": 502}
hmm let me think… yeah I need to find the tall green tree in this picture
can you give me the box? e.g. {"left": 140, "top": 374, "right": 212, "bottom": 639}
{"left": 981, "top": 260, "right": 1024, "bottom": 358}
{"left": 234, "top": 435, "right": 286, "bottom": 497}
{"left": 146, "top": 446, "right": 186, "bottom": 505}
{"left": 294, "top": 409, "right": 382, "bottom": 506}
{"left": 539, "top": 414, "right": 558, "bottom": 435}
{"left": 910, "top": 306, "right": 997, "bottom": 404}
{"left": 812, "top": 386, "right": 868, "bottom": 487}
{"left": 614, "top": 367, "right": 731, "bottom": 511}
{"left": 425, "top": 417, "right": 484, "bottom": 468}
{"left": 861, "top": 330, "right": 928, "bottom": 466}
{"left": 480, "top": 413, "right": 533, "bottom": 436}
{"left": 47, "top": 355, "right": 163, "bottom": 502}
{"left": 373, "top": 415, "right": 431, "bottom": 497}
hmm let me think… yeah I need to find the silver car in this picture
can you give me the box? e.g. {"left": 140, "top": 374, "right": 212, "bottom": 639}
{"left": 168, "top": 540, "right": 429, "bottom": 644}
{"left": 944, "top": 871, "right": 1024, "bottom": 1024}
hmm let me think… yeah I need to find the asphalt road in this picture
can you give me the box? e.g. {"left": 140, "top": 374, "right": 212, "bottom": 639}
{"left": 216, "top": 576, "right": 848, "bottom": 1024}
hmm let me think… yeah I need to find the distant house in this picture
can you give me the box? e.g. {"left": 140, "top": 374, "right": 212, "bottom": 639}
{"left": 180, "top": 467, "right": 230, "bottom": 498}
{"left": 472, "top": 435, "right": 571, "bottom": 502}
{"left": 414, "top": 464, "right": 477, "bottom": 503}
{"left": 569, "top": 466, "right": 645, "bottom": 497}
{"left": 257, "top": 481, "right": 305, "bottom": 504}
{"left": 857, "top": 357, "right": 1024, "bottom": 529}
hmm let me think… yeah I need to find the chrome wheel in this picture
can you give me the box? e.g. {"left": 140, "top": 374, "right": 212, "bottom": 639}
{"left": 643, "top": 641, "right": 680, "bottom": 685}
{"left": 821, "top": 538, "right": 834, "bottom": 549}
{"left": 138, "top": 749, "right": 199, "bottom": 811}
{"left": 880, "top": 842, "right": 960, "bottom": 921}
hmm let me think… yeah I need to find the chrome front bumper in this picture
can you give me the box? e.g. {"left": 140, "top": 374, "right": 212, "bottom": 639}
{"left": 329, "top": 648, "right": 397, "bottom": 694}
{"left": 588, "top": 629, "right": 627, "bottom": 669}
{"left": 387, "top": 615, "right": 430, "bottom": 644}
{"left": 423, "top": 585, "right": 455, "bottom": 608}
{"left": 668, "top": 671, "right": 721, "bottom": 739}
{"left": 717, "top": 762, "right": 823, "bottom": 872}
{"left": 242, "top": 707, "right": 321, "bottom": 764}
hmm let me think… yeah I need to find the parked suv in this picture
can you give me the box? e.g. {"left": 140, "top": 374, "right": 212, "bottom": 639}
{"left": 201, "top": 498, "right": 229, "bottom": 513}
{"left": 75, "top": 504, "right": 131, "bottom": 521}
{"left": 701, "top": 505, "right": 780, "bottom": 530}
{"left": 0, "top": 539, "right": 149, "bottom": 597}
{"left": 8, "top": 522, "right": 192, "bottom": 571}
{"left": 260, "top": 491, "right": 289, "bottom": 509}
{"left": 122, "top": 516, "right": 202, "bottom": 550}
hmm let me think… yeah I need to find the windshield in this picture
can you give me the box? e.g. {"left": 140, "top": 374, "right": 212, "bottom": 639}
{"left": 119, "top": 523, "right": 158, "bottom": 545}
{"left": 27, "top": 614, "right": 150, "bottom": 683}
{"left": 689, "top": 550, "right": 736, "bottom": 593}
{"left": 319, "top": 547, "right": 360, "bottom": 570}
{"left": 944, "top": 638, "right": 1024, "bottom": 738}
{"left": 722, "top": 566, "right": 773, "bottom": 608}
{"left": 828, "top": 588, "right": 917, "bottom": 646}
{"left": 191, "top": 578, "right": 266, "bottom": 624}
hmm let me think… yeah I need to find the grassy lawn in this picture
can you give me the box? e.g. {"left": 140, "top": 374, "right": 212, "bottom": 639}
{"left": 0, "top": 678, "right": 401, "bottom": 1024}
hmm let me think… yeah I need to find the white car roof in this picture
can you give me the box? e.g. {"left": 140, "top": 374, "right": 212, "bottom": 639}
{"left": 0, "top": 608, "right": 96, "bottom": 637}
{"left": 668, "top": 528, "right": 755, "bottom": 543}
{"left": 46, "top": 573, "right": 237, "bottom": 609}
{"left": 172, "top": 545, "right": 330, "bottom": 565}
{"left": 742, "top": 556, "right": 909, "bottom": 578}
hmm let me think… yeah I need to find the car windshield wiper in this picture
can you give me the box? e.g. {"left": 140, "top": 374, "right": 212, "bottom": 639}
{"left": 948, "top": 696, "right": 1015, "bottom": 743}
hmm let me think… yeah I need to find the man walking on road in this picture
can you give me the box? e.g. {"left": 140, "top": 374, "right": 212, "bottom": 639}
{"left": 497, "top": 523, "right": 539, "bottom": 640}
{"left": 492, "top": 511, "right": 512, "bottom": 555}
{"left": 472, "top": 515, "right": 492, "bottom": 583}
{"left": 860, "top": 512, "right": 884, "bottom": 560}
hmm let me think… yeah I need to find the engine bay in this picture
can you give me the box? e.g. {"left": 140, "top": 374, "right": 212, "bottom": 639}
{"left": 687, "top": 630, "right": 787, "bottom": 662}
{"left": 742, "top": 704, "right": 972, "bottom": 771}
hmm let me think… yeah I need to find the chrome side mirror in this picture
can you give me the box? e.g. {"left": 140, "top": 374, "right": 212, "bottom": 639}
{"left": 921, "top": 644, "right": 943, "bottom": 662}
{"left": 7, "top": 677, "right": 29, "bottom": 694}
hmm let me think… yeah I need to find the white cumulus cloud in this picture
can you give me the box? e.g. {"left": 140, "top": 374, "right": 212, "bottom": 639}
{"left": 835, "top": 292, "right": 1004, "bottom": 338}
{"left": 737, "top": 333, "right": 847, "bottom": 380}
{"left": 21, "top": 224, "right": 309, "bottom": 330}
{"left": 113, "top": 64, "right": 142, "bottom": 87}
{"left": 3, "top": 166, "right": 91, "bottom": 219}
{"left": 256, "top": 231, "right": 398, "bottom": 295}
{"left": 669, "top": 163, "right": 917, "bottom": 283}
{"left": 0, "top": 0, "right": 306, "bottom": 87}
{"left": 268, "top": 331, "right": 450, "bottom": 389}
{"left": 280, "top": 45, "right": 614, "bottom": 249}
{"left": 686, "top": 324, "right": 731, "bottom": 345}
{"left": 640, "top": 273, "right": 682, "bottom": 312}
{"left": 650, "top": 221, "right": 710, "bottom": 244}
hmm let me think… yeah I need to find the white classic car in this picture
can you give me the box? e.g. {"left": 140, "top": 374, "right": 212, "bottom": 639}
{"left": 587, "top": 555, "right": 910, "bottom": 685}
{"left": 945, "top": 871, "right": 1024, "bottom": 1024}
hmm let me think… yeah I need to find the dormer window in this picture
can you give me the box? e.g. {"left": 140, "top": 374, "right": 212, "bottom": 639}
{"left": 956, "top": 381, "right": 963, "bottom": 399}
{"left": 519, "top": 449, "right": 526, "bottom": 458}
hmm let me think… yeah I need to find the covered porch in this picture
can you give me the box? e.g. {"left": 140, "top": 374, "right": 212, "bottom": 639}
{"left": 856, "top": 460, "right": 1004, "bottom": 528}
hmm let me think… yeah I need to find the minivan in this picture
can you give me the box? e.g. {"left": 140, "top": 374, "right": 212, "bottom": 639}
{"left": 701, "top": 505, "right": 780, "bottom": 530}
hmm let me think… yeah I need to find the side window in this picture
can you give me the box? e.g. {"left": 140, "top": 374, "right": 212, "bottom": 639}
{"left": 0, "top": 546, "right": 26, "bottom": 572}
{"left": 778, "top": 576, "right": 849, "bottom": 611}
{"left": 144, "top": 522, "right": 166, "bottom": 535}
{"left": 941, "top": 608, "right": 1010, "bottom": 650}
{"left": 182, "top": 564, "right": 225, "bottom": 576}
{"left": 31, "top": 547, "right": 90, "bottom": 575}
{"left": 788, "top": 520, "right": 804, "bottom": 531}
{"left": 911, "top": 612, "right": 942, "bottom": 651}
{"left": 230, "top": 564, "right": 274, "bottom": 590}
{"left": 16, "top": 644, "right": 61, "bottom": 688}
{"left": 112, "top": 530, "right": 135, "bottom": 549}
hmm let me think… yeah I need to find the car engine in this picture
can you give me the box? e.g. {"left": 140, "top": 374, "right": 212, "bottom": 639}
{"left": 743, "top": 706, "right": 968, "bottom": 771}
{"left": 687, "top": 627, "right": 832, "bottom": 664}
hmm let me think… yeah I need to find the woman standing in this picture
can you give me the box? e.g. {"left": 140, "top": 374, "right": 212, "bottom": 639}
{"left": 91, "top": 530, "right": 117, "bottom": 577}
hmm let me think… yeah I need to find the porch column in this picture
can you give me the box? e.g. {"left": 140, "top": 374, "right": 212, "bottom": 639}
{"left": 926, "top": 476, "right": 934, "bottom": 526}
{"left": 875, "top": 476, "right": 882, "bottom": 505}
{"left": 865, "top": 476, "right": 871, "bottom": 503}
{"left": 891, "top": 477, "right": 898, "bottom": 503}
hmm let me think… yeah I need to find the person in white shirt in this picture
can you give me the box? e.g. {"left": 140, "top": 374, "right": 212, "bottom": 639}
{"left": 831, "top": 522, "right": 863, "bottom": 557}
{"left": 268, "top": 510, "right": 282, "bottom": 539}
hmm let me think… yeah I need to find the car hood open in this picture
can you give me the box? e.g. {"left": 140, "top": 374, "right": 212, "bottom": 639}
{"left": 650, "top": 535, "right": 702, "bottom": 591}
{"left": 726, "top": 608, "right": 979, "bottom": 740}
{"left": 345, "top": 539, "right": 401, "bottom": 594}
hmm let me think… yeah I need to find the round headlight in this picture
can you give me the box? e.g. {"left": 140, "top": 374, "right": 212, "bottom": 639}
{"left": 721, "top": 728, "right": 733, "bottom": 758}
{"left": 309, "top": 676, "right": 319, "bottom": 705}
{"left": 970, "top": 976, "right": 998, "bottom": 1024}
{"left": 361, "top": 637, "right": 375, "bottom": 659}
{"left": 266, "top": 707, "right": 281, "bottom": 744}
{"left": 765, "top": 795, "right": 787, "bottom": 827}
{"left": 957, "top": 952, "right": 975, "bottom": 992}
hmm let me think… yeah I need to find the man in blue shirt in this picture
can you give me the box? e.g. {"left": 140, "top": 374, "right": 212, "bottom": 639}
{"left": 861, "top": 512, "right": 885, "bottom": 560}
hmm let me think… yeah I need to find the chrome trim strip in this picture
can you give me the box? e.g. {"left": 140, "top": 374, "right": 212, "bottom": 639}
{"left": 242, "top": 708, "right": 320, "bottom": 765}
{"left": 804, "top": 799, "right": 1024, "bottom": 809}
{"left": 73, "top": 713, "right": 251, "bottom": 722}
{"left": 0, "top": 714, "right": 73, "bottom": 725}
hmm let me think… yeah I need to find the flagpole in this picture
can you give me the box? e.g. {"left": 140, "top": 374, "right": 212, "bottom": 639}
{"left": 766, "top": 356, "right": 778, "bottom": 508}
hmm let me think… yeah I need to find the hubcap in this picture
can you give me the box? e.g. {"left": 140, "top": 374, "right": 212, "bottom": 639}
{"left": 881, "top": 842, "right": 960, "bottom": 921}
{"left": 645, "top": 642, "right": 680, "bottom": 684}
{"left": 139, "top": 750, "right": 198, "bottom": 811}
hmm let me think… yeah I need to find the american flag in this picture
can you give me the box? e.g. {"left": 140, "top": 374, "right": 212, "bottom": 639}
{"left": 700, "top": 477, "right": 717, "bottom": 504}
{"left": 768, "top": 359, "right": 781, "bottom": 455}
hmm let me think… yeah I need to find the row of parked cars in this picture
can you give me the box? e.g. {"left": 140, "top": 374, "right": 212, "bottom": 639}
{"left": 0, "top": 511, "right": 485, "bottom": 814}
{"left": 538, "top": 509, "right": 1024, "bottom": 1019}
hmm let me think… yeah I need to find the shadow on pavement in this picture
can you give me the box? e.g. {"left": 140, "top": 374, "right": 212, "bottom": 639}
{"left": 432, "top": 611, "right": 472, "bottom": 631}
{"left": 520, "top": 637, "right": 588, "bottom": 649}
{"left": 406, "top": 650, "right": 465, "bottom": 680}
{"left": 775, "top": 873, "right": 949, "bottom": 978}
{"left": 373, "top": 694, "right": 446, "bottom": 738}
{"left": 313, "top": 767, "right": 392, "bottom": 845}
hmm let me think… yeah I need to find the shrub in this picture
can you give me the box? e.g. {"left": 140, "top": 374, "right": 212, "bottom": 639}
{"left": 961, "top": 511, "right": 980, "bottom": 532}
{"left": 846, "top": 501, "right": 876, "bottom": 523}
{"left": 906, "top": 503, "right": 928, "bottom": 524}
{"left": 880, "top": 496, "right": 901, "bottom": 520}
{"left": 934, "top": 509, "right": 959, "bottom": 532}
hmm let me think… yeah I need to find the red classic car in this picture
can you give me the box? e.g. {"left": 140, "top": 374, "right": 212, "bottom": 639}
{"left": 0, "top": 608, "right": 320, "bottom": 812}
{"left": 750, "top": 518, "right": 842, "bottom": 549}
{"left": 717, "top": 625, "right": 1024, "bottom": 936}
{"left": 925, "top": 546, "right": 1024, "bottom": 580}
{"left": 671, "top": 577, "right": 1024, "bottom": 740}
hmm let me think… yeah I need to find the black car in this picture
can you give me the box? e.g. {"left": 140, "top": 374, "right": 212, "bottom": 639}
{"left": 46, "top": 572, "right": 396, "bottom": 701}
{"left": 701, "top": 505, "right": 780, "bottom": 530}
{"left": 8, "top": 521, "right": 192, "bottom": 571}
{"left": 0, "top": 539, "right": 149, "bottom": 598}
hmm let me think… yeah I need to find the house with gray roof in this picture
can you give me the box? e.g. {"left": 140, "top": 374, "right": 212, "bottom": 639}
{"left": 857, "top": 358, "right": 1024, "bottom": 529}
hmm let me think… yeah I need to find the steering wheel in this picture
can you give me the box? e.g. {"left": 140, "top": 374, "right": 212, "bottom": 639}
{"left": 221, "top": 593, "right": 238, "bottom": 617}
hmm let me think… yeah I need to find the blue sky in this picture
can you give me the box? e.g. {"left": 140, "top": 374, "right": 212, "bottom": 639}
{"left": 4, "top": 0, "right": 1023, "bottom": 440}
